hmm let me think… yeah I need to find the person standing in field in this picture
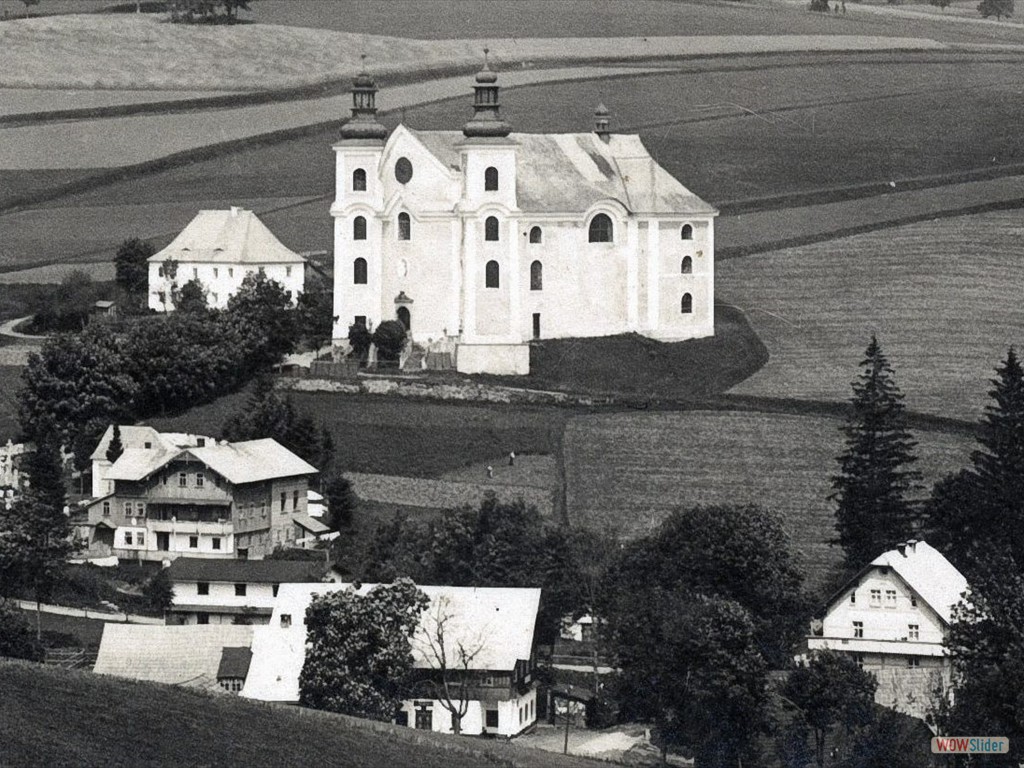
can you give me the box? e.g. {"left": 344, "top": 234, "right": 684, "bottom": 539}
{"left": 509, "top": 451, "right": 516, "bottom": 466}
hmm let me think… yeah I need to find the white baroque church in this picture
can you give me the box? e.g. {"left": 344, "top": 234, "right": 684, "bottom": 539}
{"left": 331, "top": 57, "right": 717, "bottom": 375}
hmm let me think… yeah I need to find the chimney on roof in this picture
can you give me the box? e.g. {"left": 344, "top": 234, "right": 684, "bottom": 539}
{"left": 594, "top": 103, "right": 611, "bottom": 143}
{"left": 143, "top": 441, "right": 152, "bottom": 450}
{"left": 230, "top": 206, "right": 240, "bottom": 218}
{"left": 896, "top": 542, "right": 908, "bottom": 557}
{"left": 906, "top": 539, "right": 918, "bottom": 552}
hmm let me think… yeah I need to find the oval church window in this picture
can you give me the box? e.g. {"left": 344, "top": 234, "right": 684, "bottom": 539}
{"left": 395, "top": 157, "right": 413, "bottom": 184}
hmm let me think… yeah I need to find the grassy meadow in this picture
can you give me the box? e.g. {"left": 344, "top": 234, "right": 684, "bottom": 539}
{"left": 719, "top": 210, "right": 1024, "bottom": 420}
{"left": 563, "top": 410, "right": 974, "bottom": 596}
{"left": 0, "top": 662, "right": 606, "bottom": 768}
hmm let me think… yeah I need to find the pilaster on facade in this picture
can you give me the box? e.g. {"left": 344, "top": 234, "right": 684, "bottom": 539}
{"left": 646, "top": 220, "right": 660, "bottom": 330}
{"left": 626, "top": 217, "right": 639, "bottom": 329}
{"left": 507, "top": 216, "right": 521, "bottom": 340}
{"left": 463, "top": 219, "right": 478, "bottom": 343}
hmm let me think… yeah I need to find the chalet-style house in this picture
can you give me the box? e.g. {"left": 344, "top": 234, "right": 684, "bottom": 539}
{"left": 94, "top": 624, "right": 255, "bottom": 694}
{"left": 84, "top": 430, "right": 318, "bottom": 561}
{"left": 165, "top": 557, "right": 340, "bottom": 626}
{"left": 806, "top": 539, "right": 968, "bottom": 720}
{"left": 148, "top": 207, "right": 305, "bottom": 312}
{"left": 90, "top": 425, "right": 212, "bottom": 499}
{"left": 331, "top": 61, "right": 716, "bottom": 375}
{"left": 242, "top": 583, "right": 541, "bottom": 737}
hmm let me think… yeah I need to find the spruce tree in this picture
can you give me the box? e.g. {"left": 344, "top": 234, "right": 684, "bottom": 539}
{"left": 105, "top": 424, "right": 125, "bottom": 464}
{"left": 968, "top": 347, "right": 1024, "bottom": 561}
{"left": 832, "top": 336, "right": 921, "bottom": 567}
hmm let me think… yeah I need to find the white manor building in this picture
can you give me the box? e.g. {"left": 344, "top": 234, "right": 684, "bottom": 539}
{"left": 331, "top": 59, "right": 717, "bottom": 375}
{"left": 149, "top": 207, "right": 305, "bottom": 312}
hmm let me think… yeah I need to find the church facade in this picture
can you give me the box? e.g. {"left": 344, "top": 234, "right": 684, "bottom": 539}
{"left": 331, "top": 60, "right": 717, "bottom": 375}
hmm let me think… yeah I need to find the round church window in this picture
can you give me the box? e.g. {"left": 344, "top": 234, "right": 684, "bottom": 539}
{"left": 395, "top": 157, "right": 413, "bottom": 184}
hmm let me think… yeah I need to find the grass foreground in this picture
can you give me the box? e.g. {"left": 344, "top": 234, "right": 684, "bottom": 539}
{"left": 0, "top": 661, "right": 605, "bottom": 768}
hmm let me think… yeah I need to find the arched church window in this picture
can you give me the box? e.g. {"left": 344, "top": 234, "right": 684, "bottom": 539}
{"left": 530, "top": 260, "right": 543, "bottom": 291}
{"left": 589, "top": 213, "right": 613, "bottom": 243}
{"left": 353, "top": 216, "right": 367, "bottom": 241}
{"left": 398, "top": 212, "right": 411, "bottom": 241}
{"left": 681, "top": 256, "right": 692, "bottom": 274}
{"left": 485, "top": 260, "right": 500, "bottom": 288}
{"left": 353, "top": 168, "right": 367, "bottom": 192}
{"left": 485, "top": 166, "right": 499, "bottom": 191}
{"left": 681, "top": 293, "right": 693, "bottom": 314}
{"left": 485, "top": 216, "right": 500, "bottom": 242}
{"left": 529, "top": 226, "right": 542, "bottom": 244}
{"left": 353, "top": 258, "right": 368, "bottom": 285}
{"left": 681, "top": 223, "right": 693, "bottom": 240}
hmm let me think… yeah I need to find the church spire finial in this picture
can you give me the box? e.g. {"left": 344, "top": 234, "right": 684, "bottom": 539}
{"left": 463, "top": 48, "right": 510, "bottom": 138}
{"left": 341, "top": 56, "right": 387, "bottom": 142}
{"left": 594, "top": 102, "right": 611, "bottom": 142}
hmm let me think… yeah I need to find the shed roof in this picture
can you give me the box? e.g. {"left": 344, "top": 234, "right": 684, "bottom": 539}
{"left": 409, "top": 129, "right": 716, "bottom": 216}
{"left": 150, "top": 208, "right": 306, "bottom": 265}
{"left": 242, "top": 583, "right": 541, "bottom": 703}
{"left": 167, "top": 557, "right": 328, "bottom": 585}
{"left": 94, "top": 624, "right": 255, "bottom": 686}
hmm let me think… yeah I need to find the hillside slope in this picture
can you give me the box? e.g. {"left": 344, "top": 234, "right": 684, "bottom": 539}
{"left": 0, "top": 662, "right": 603, "bottom": 768}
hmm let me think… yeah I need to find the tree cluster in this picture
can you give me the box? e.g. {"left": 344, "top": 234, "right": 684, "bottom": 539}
{"left": 221, "top": 375, "right": 335, "bottom": 474}
{"left": 167, "top": 0, "right": 255, "bottom": 23}
{"left": 300, "top": 579, "right": 428, "bottom": 721}
{"left": 978, "top": 0, "right": 1013, "bottom": 17}
{"left": 19, "top": 271, "right": 298, "bottom": 463}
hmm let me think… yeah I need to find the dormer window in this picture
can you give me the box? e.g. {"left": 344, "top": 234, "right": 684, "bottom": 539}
{"left": 484, "top": 166, "right": 499, "bottom": 191}
{"left": 588, "top": 214, "right": 613, "bottom": 243}
{"left": 485, "top": 216, "right": 499, "bottom": 242}
{"left": 353, "top": 168, "right": 367, "bottom": 191}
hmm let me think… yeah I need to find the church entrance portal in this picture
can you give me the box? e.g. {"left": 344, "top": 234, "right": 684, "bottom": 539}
{"left": 397, "top": 306, "right": 411, "bottom": 331}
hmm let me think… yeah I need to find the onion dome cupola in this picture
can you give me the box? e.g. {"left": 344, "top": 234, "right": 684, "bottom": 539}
{"left": 340, "top": 56, "right": 388, "bottom": 142}
{"left": 462, "top": 48, "right": 512, "bottom": 139}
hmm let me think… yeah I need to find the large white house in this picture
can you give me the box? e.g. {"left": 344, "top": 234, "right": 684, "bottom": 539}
{"left": 149, "top": 207, "right": 306, "bottom": 312}
{"left": 806, "top": 539, "right": 968, "bottom": 720}
{"left": 243, "top": 583, "right": 541, "bottom": 737}
{"left": 331, "top": 60, "right": 716, "bottom": 375}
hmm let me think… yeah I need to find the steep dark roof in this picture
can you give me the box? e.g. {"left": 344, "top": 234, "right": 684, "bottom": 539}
{"left": 217, "top": 647, "right": 253, "bottom": 680}
{"left": 166, "top": 557, "right": 327, "bottom": 585}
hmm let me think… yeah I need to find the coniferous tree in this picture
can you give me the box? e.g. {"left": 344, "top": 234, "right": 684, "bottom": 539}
{"left": 105, "top": 424, "right": 125, "bottom": 464}
{"left": 969, "top": 347, "right": 1024, "bottom": 559}
{"left": 832, "top": 336, "right": 921, "bottom": 568}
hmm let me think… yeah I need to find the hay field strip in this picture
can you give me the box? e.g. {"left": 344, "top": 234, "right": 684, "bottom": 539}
{"left": 719, "top": 210, "right": 1024, "bottom": 421}
{"left": 563, "top": 410, "right": 973, "bottom": 595}
{"left": 0, "top": 87, "right": 237, "bottom": 118}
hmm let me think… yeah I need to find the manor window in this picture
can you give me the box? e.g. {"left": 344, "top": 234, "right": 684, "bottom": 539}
{"left": 681, "top": 256, "right": 693, "bottom": 274}
{"left": 398, "top": 212, "right": 411, "bottom": 241}
{"left": 588, "top": 213, "right": 613, "bottom": 243}
{"left": 354, "top": 258, "right": 368, "bottom": 285}
{"left": 235, "top": 583, "right": 247, "bottom": 597}
{"left": 212, "top": 537, "right": 222, "bottom": 550}
{"left": 485, "top": 260, "right": 500, "bottom": 288}
{"left": 853, "top": 621, "right": 864, "bottom": 639}
{"left": 353, "top": 216, "right": 367, "bottom": 241}
{"left": 485, "top": 166, "right": 499, "bottom": 191}
{"left": 353, "top": 168, "right": 367, "bottom": 191}
{"left": 529, "top": 226, "right": 542, "bottom": 244}
{"left": 681, "top": 293, "right": 693, "bottom": 314}
{"left": 124, "top": 532, "right": 133, "bottom": 546}
{"left": 485, "top": 216, "right": 499, "bottom": 242}
{"left": 907, "top": 657, "right": 920, "bottom": 668}
{"left": 870, "top": 589, "right": 882, "bottom": 607}
{"left": 681, "top": 223, "right": 694, "bottom": 240}
{"left": 530, "top": 260, "right": 543, "bottom": 291}
{"left": 197, "top": 582, "right": 209, "bottom": 595}
{"left": 885, "top": 589, "right": 897, "bottom": 608}
{"left": 908, "top": 624, "right": 919, "bottom": 640}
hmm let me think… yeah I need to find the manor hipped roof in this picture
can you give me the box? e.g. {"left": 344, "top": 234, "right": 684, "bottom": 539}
{"left": 410, "top": 129, "right": 717, "bottom": 216}
{"left": 242, "top": 583, "right": 541, "bottom": 703}
{"left": 150, "top": 208, "right": 306, "bottom": 265}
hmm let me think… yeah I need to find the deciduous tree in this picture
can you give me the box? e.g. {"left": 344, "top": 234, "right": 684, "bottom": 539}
{"left": 372, "top": 320, "right": 407, "bottom": 363}
{"left": 225, "top": 269, "right": 297, "bottom": 369}
{"left": 0, "top": 598, "right": 43, "bottom": 661}
{"left": 832, "top": 336, "right": 921, "bottom": 568}
{"left": 300, "top": 579, "right": 429, "bottom": 720}
{"left": 296, "top": 289, "right": 336, "bottom": 358}
{"left": 114, "top": 238, "right": 155, "bottom": 307}
{"left": 783, "top": 650, "right": 877, "bottom": 767}
{"left": 174, "top": 278, "right": 208, "bottom": 314}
